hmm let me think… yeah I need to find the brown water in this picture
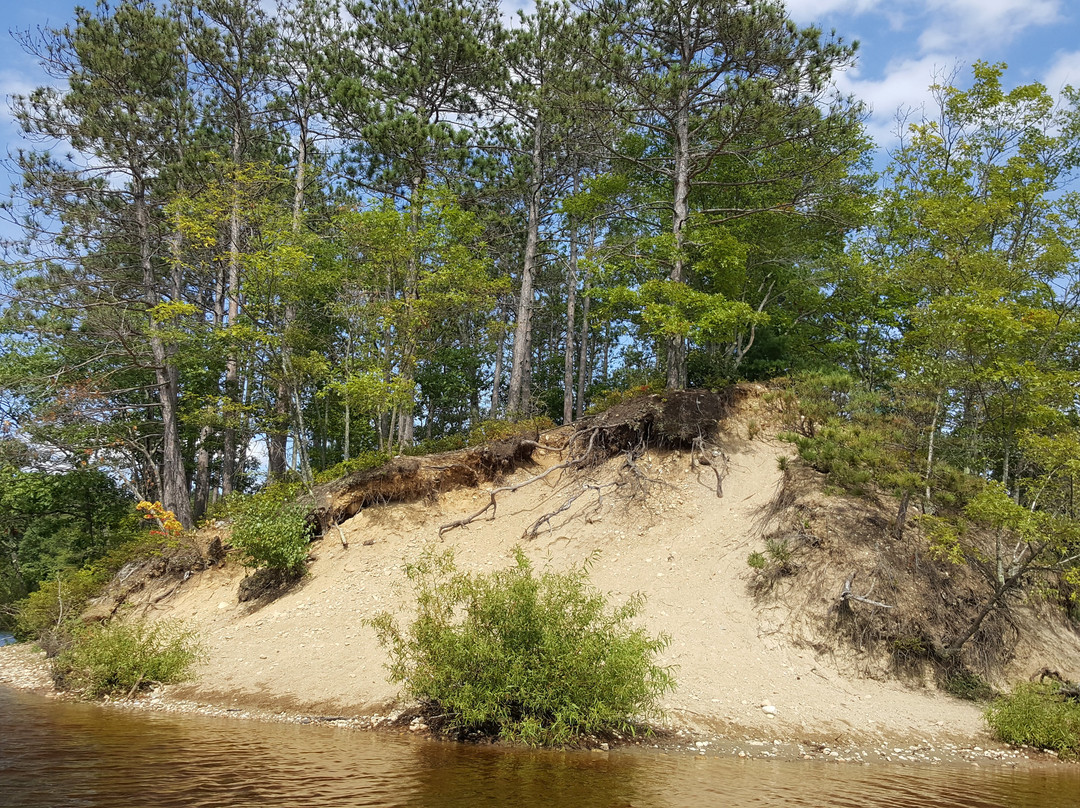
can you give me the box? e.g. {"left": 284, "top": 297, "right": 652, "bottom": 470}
{"left": 1, "top": 687, "right": 1077, "bottom": 808}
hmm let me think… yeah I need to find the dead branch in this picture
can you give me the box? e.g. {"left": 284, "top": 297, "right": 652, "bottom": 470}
{"left": 840, "top": 573, "right": 894, "bottom": 609}
{"left": 692, "top": 435, "right": 727, "bottom": 498}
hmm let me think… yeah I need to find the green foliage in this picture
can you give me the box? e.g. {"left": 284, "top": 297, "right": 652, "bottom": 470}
{"left": 943, "top": 668, "right": 994, "bottom": 702}
{"left": 313, "top": 452, "right": 391, "bottom": 485}
{"left": 0, "top": 464, "right": 139, "bottom": 610}
{"left": 985, "top": 682, "right": 1080, "bottom": 758}
{"left": 52, "top": 619, "right": 202, "bottom": 698}
{"left": 13, "top": 568, "right": 105, "bottom": 642}
{"left": 229, "top": 488, "right": 313, "bottom": 574}
{"left": 747, "top": 537, "right": 796, "bottom": 577}
{"left": 370, "top": 548, "right": 675, "bottom": 746}
{"left": 467, "top": 416, "right": 555, "bottom": 445}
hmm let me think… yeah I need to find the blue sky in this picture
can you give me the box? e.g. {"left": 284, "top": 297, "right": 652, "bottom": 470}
{"left": 1, "top": 0, "right": 1078, "bottom": 203}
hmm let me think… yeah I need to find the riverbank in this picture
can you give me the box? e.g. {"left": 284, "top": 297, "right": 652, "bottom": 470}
{"left": 3, "top": 421, "right": 1077, "bottom": 770}
{"left": 0, "top": 640, "right": 1066, "bottom": 768}
{"left": 5, "top": 393, "right": 1080, "bottom": 768}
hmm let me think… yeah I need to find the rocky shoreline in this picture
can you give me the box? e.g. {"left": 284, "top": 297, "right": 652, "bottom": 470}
{"left": 0, "top": 641, "right": 1067, "bottom": 769}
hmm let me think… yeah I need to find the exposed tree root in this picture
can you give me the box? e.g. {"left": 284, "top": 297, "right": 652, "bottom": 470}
{"left": 438, "top": 390, "right": 735, "bottom": 539}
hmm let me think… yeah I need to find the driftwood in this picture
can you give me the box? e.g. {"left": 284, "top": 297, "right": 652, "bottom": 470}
{"left": 840, "top": 573, "right": 894, "bottom": 609}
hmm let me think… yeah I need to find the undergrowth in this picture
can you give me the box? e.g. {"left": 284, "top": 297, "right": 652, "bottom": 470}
{"left": 52, "top": 619, "right": 202, "bottom": 698}
{"left": 370, "top": 548, "right": 675, "bottom": 746}
{"left": 985, "top": 682, "right": 1080, "bottom": 758}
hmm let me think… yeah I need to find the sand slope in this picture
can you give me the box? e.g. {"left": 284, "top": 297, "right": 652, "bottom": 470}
{"left": 137, "top": 418, "right": 1036, "bottom": 750}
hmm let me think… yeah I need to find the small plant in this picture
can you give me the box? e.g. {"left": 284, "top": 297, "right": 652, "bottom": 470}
{"left": 230, "top": 490, "right": 313, "bottom": 574}
{"left": 747, "top": 537, "right": 797, "bottom": 578}
{"left": 370, "top": 548, "right": 675, "bottom": 746}
{"left": 52, "top": 619, "right": 202, "bottom": 698}
{"left": 985, "top": 682, "right": 1080, "bottom": 758}
{"left": 943, "top": 667, "right": 994, "bottom": 702}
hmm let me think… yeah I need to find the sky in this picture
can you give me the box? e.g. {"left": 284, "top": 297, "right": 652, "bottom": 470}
{"left": 1, "top": 0, "right": 1079, "bottom": 210}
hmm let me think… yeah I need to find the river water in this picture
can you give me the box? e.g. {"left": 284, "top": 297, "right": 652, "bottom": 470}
{"left": 1, "top": 687, "right": 1077, "bottom": 808}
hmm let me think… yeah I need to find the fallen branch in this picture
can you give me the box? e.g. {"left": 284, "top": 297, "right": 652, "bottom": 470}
{"left": 840, "top": 573, "right": 894, "bottom": 609}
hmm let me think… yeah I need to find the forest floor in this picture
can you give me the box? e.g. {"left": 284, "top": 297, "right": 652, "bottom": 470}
{"left": 3, "top": 385, "right": 1079, "bottom": 767}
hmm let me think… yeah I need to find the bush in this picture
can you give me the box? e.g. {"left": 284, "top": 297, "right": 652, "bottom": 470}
{"left": 985, "top": 682, "right": 1080, "bottom": 758}
{"left": 14, "top": 568, "right": 105, "bottom": 643}
{"left": 370, "top": 548, "right": 675, "bottom": 746}
{"left": 230, "top": 491, "right": 312, "bottom": 574}
{"left": 53, "top": 619, "right": 202, "bottom": 697}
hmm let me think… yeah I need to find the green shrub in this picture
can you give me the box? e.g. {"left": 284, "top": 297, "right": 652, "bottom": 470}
{"left": 53, "top": 619, "right": 202, "bottom": 697}
{"left": 985, "top": 682, "right": 1080, "bottom": 758}
{"left": 230, "top": 492, "right": 312, "bottom": 574}
{"left": 370, "top": 548, "right": 675, "bottom": 746}
{"left": 944, "top": 667, "right": 994, "bottom": 701}
{"left": 313, "top": 451, "right": 390, "bottom": 485}
{"left": 14, "top": 568, "right": 105, "bottom": 642}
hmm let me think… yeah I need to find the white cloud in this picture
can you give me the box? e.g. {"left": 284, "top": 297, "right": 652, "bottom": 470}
{"left": 783, "top": 0, "right": 884, "bottom": 19}
{"left": 918, "top": 0, "right": 1060, "bottom": 52}
{"left": 1042, "top": 50, "right": 1080, "bottom": 95}
{"left": 835, "top": 54, "right": 956, "bottom": 146}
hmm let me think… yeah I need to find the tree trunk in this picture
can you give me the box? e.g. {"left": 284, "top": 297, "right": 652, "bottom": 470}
{"left": 563, "top": 177, "right": 579, "bottom": 424}
{"left": 665, "top": 88, "right": 691, "bottom": 391}
{"left": 507, "top": 120, "right": 544, "bottom": 416}
{"left": 222, "top": 128, "right": 242, "bottom": 496}
{"left": 193, "top": 424, "right": 212, "bottom": 522}
{"left": 134, "top": 178, "right": 192, "bottom": 528}
{"left": 490, "top": 326, "right": 503, "bottom": 417}
{"left": 576, "top": 226, "right": 594, "bottom": 420}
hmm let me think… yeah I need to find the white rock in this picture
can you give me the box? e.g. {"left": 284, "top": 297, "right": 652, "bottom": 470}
{"left": 761, "top": 705, "right": 777, "bottom": 715}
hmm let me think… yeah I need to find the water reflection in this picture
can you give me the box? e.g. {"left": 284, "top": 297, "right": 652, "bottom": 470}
{"left": 1, "top": 686, "right": 1077, "bottom": 808}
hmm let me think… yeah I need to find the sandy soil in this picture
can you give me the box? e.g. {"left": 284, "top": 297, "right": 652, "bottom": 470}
{"left": 129, "top": 426, "right": 1012, "bottom": 747}
{"left": 4, "top": 395, "right": 1079, "bottom": 766}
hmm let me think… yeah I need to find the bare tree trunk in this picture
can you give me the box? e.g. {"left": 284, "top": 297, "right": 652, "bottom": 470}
{"left": 575, "top": 226, "right": 594, "bottom": 420}
{"left": 222, "top": 128, "right": 243, "bottom": 497}
{"left": 490, "top": 326, "right": 503, "bottom": 418}
{"left": 665, "top": 90, "right": 691, "bottom": 391}
{"left": 193, "top": 424, "right": 212, "bottom": 522}
{"left": 924, "top": 393, "right": 941, "bottom": 509}
{"left": 135, "top": 178, "right": 192, "bottom": 528}
{"left": 508, "top": 121, "right": 544, "bottom": 415}
{"left": 563, "top": 178, "right": 579, "bottom": 424}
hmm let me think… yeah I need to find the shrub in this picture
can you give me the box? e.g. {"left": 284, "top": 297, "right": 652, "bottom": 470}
{"left": 943, "top": 667, "right": 994, "bottom": 701}
{"left": 53, "top": 619, "right": 202, "bottom": 697}
{"left": 230, "top": 491, "right": 312, "bottom": 574}
{"left": 370, "top": 548, "right": 675, "bottom": 746}
{"left": 14, "top": 568, "right": 105, "bottom": 643}
{"left": 985, "top": 682, "right": 1080, "bottom": 758}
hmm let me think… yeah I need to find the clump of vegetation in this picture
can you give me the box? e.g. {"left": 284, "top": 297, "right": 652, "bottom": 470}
{"left": 747, "top": 537, "right": 796, "bottom": 577}
{"left": 229, "top": 487, "right": 313, "bottom": 575}
{"left": 942, "top": 666, "right": 995, "bottom": 702}
{"left": 13, "top": 568, "right": 105, "bottom": 647}
{"left": 370, "top": 548, "right": 675, "bottom": 746}
{"left": 52, "top": 619, "right": 202, "bottom": 698}
{"left": 985, "top": 682, "right": 1080, "bottom": 758}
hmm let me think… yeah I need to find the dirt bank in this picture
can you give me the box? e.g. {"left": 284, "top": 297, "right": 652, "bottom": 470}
{"left": 3, "top": 388, "right": 1078, "bottom": 766}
